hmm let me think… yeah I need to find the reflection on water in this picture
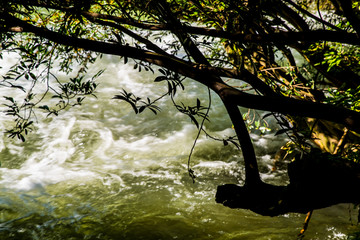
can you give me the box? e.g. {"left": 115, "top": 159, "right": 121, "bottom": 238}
{"left": 0, "top": 55, "right": 359, "bottom": 239}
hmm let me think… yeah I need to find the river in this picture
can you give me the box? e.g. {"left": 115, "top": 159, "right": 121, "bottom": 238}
{"left": 0, "top": 54, "right": 359, "bottom": 239}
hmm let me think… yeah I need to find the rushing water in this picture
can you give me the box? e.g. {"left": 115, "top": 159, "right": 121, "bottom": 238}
{"left": 0, "top": 54, "right": 359, "bottom": 240}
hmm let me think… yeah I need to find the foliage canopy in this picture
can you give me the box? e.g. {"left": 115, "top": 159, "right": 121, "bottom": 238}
{"left": 1, "top": 0, "right": 360, "bottom": 216}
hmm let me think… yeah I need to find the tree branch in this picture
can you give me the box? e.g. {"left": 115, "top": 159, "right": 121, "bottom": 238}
{"left": 216, "top": 151, "right": 360, "bottom": 216}
{"left": 85, "top": 17, "right": 170, "bottom": 56}
{"left": 151, "top": 0, "right": 210, "bottom": 65}
{"left": 3, "top": 14, "right": 204, "bottom": 81}
{"left": 222, "top": 100, "right": 262, "bottom": 186}
{"left": 189, "top": 29, "right": 360, "bottom": 46}
{"left": 282, "top": 0, "right": 344, "bottom": 31}
{"left": 335, "top": 0, "right": 360, "bottom": 37}
{"left": 14, "top": 2, "right": 358, "bottom": 45}
{"left": 6, "top": 14, "right": 360, "bottom": 134}
{"left": 81, "top": 11, "right": 169, "bottom": 30}
{"left": 85, "top": 10, "right": 360, "bottom": 45}
{"left": 53, "top": 9, "right": 360, "bottom": 45}
{"left": 218, "top": 85, "right": 360, "bottom": 133}
{"left": 206, "top": 67, "right": 277, "bottom": 96}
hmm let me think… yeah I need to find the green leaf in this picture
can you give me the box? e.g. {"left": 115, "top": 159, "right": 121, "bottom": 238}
{"left": 19, "top": 134, "right": 25, "bottom": 142}
{"left": 159, "top": 68, "right": 166, "bottom": 75}
{"left": 29, "top": 72, "right": 36, "bottom": 80}
{"left": 154, "top": 76, "right": 167, "bottom": 82}
{"left": 130, "top": 102, "right": 138, "bottom": 114}
{"left": 23, "top": 121, "right": 33, "bottom": 128}
{"left": 139, "top": 106, "right": 146, "bottom": 113}
{"left": 255, "top": 120, "right": 260, "bottom": 129}
{"left": 4, "top": 96, "right": 15, "bottom": 103}
{"left": 189, "top": 115, "right": 199, "bottom": 129}
{"left": 112, "top": 95, "right": 127, "bottom": 101}
{"left": 167, "top": 81, "right": 173, "bottom": 95}
{"left": 149, "top": 107, "right": 158, "bottom": 115}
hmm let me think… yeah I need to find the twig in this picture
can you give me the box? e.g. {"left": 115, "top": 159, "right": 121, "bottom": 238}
{"left": 187, "top": 87, "right": 212, "bottom": 183}
{"left": 298, "top": 210, "right": 313, "bottom": 239}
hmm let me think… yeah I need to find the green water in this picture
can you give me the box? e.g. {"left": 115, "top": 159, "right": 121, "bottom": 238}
{"left": 0, "top": 55, "right": 359, "bottom": 239}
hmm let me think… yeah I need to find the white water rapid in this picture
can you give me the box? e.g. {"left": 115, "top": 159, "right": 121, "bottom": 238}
{"left": 0, "top": 54, "right": 358, "bottom": 239}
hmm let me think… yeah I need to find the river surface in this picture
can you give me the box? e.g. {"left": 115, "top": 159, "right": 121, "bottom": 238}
{"left": 0, "top": 54, "right": 359, "bottom": 239}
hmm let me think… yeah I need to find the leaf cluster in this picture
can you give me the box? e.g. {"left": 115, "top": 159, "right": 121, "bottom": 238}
{"left": 3, "top": 96, "right": 33, "bottom": 142}
{"left": 325, "top": 86, "right": 360, "bottom": 112}
{"left": 154, "top": 68, "right": 185, "bottom": 96}
{"left": 113, "top": 89, "right": 161, "bottom": 115}
{"left": 174, "top": 98, "right": 209, "bottom": 129}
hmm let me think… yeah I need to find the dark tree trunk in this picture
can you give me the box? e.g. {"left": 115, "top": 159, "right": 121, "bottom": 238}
{"left": 216, "top": 152, "right": 360, "bottom": 216}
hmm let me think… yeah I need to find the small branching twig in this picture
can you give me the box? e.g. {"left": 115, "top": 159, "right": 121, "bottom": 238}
{"left": 113, "top": 88, "right": 161, "bottom": 115}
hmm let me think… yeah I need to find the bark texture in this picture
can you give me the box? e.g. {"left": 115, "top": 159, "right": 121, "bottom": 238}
{"left": 216, "top": 152, "right": 360, "bottom": 216}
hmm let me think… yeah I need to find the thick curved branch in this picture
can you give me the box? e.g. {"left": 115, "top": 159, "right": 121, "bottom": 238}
{"left": 206, "top": 67, "right": 277, "bottom": 96}
{"left": 152, "top": 0, "right": 209, "bottom": 65}
{"left": 274, "top": 1, "right": 309, "bottom": 31}
{"left": 82, "top": 10, "right": 360, "bottom": 45}
{"left": 26, "top": 5, "right": 356, "bottom": 46}
{"left": 334, "top": 0, "right": 360, "bottom": 37}
{"left": 10, "top": 3, "right": 359, "bottom": 45}
{"left": 282, "top": 0, "right": 344, "bottom": 31}
{"left": 89, "top": 10, "right": 360, "bottom": 45}
{"left": 191, "top": 29, "right": 360, "bottom": 45}
{"left": 222, "top": 100, "right": 262, "bottom": 186}
{"left": 3, "top": 14, "right": 205, "bottom": 81}
{"left": 216, "top": 84, "right": 360, "bottom": 133}
{"left": 7, "top": 14, "right": 360, "bottom": 134}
